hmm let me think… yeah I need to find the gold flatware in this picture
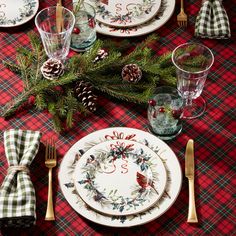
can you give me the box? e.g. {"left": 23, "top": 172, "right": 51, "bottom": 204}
{"left": 45, "top": 138, "right": 57, "bottom": 221}
{"left": 56, "top": 0, "right": 63, "bottom": 33}
{"left": 177, "top": 0, "right": 187, "bottom": 27}
{"left": 185, "top": 139, "right": 198, "bottom": 223}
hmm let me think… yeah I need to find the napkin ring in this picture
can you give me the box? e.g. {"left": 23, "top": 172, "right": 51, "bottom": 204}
{"left": 7, "top": 165, "right": 29, "bottom": 174}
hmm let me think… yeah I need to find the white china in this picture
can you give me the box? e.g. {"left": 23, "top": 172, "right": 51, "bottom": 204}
{"left": 88, "top": 0, "right": 161, "bottom": 28}
{"left": 0, "top": 0, "right": 39, "bottom": 27}
{"left": 73, "top": 139, "right": 167, "bottom": 216}
{"left": 95, "top": 0, "right": 175, "bottom": 37}
{"left": 59, "top": 127, "right": 182, "bottom": 227}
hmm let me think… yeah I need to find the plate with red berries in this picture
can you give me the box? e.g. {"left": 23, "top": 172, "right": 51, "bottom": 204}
{"left": 73, "top": 139, "right": 167, "bottom": 216}
{"left": 88, "top": 0, "right": 161, "bottom": 28}
{"left": 59, "top": 127, "right": 182, "bottom": 227}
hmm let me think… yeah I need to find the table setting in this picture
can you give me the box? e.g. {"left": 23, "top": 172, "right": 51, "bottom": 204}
{"left": 0, "top": 0, "right": 235, "bottom": 235}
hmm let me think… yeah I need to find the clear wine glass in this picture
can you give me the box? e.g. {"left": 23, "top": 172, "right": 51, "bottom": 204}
{"left": 35, "top": 6, "right": 75, "bottom": 61}
{"left": 172, "top": 43, "right": 214, "bottom": 119}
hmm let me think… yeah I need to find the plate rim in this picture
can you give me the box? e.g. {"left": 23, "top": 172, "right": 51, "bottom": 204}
{"left": 58, "top": 127, "right": 182, "bottom": 227}
{"left": 73, "top": 139, "right": 168, "bottom": 216}
{"left": 0, "top": 0, "right": 39, "bottom": 28}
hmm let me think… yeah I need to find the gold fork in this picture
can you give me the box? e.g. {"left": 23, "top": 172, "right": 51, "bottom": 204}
{"left": 177, "top": 0, "right": 187, "bottom": 27}
{"left": 45, "top": 138, "right": 57, "bottom": 221}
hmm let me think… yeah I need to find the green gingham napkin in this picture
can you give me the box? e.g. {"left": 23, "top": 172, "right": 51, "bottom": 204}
{"left": 0, "top": 129, "right": 41, "bottom": 228}
{"left": 195, "top": 0, "right": 231, "bottom": 39}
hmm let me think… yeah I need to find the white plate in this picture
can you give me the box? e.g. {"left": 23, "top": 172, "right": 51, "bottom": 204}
{"left": 95, "top": 0, "right": 175, "bottom": 37}
{"left": 0, "top": 0, "right": 39, "bottom": 27}
{"left": 89, "top": 0, "right": 161, "bottom": 28}
{"left": 59, "top": 127, "right": 182, "bottom": 227}
{"left": 73, "top": 139, "right": 167, "bottom": 216}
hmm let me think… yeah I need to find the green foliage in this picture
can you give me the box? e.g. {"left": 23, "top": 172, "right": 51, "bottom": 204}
{"left": 1, "top": 32, "right": 177, "bottom": 132}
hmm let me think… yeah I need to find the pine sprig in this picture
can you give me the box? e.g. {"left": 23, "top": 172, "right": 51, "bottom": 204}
{"left": 1, "top": 32, "right": 177, "bottom": 132}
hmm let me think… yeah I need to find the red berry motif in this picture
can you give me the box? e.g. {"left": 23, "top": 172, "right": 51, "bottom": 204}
{"left": 158, "top": 107, "right": 165, "bottom": 113}
{"left": 148, "top": 99, "right": 156, "bottom": 106}
{"left": 73, "top": 27, "right": 80, "bottom": 34}
{"left": 172, "top": 109, "right": 182, "bottom": 119}
{"left": 88, "top": 18, "right": 95, "bottom": 28}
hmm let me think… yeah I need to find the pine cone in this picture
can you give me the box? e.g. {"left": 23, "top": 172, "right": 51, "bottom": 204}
{"left": 75, "top": 81, "right": 98, "bottom": 112}
{"left": 93, "top": 49, "right": 109, "bottom": 63}
{"left": 121, "top": 64, "right": 142, "bottom": 83}
{"left": 41, "top": 58, "right": 64, "bottom": 80}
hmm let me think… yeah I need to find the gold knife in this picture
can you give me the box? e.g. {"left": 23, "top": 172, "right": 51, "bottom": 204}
{"left": 185, "top": 139, "right": 198, "bottom": 223}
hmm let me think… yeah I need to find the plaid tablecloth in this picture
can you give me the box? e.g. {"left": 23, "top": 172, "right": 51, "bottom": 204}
{"left": 0, "top": 0, "right": 235, "bottom": 235}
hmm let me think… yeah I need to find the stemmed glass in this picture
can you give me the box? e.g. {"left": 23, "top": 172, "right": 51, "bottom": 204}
{"left": 172, "top": 43, "right": 214, "bottom": 119}
{"left": 35, "top": 6, "right": 75, "bottom": 61}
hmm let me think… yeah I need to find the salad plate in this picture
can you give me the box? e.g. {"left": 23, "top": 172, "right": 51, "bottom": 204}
{"left": 88, "top": 0, "right": 161, "bottom": 28}
{"left": 59, "top": 127, "right": 182, "bottom": 227}
{"left": 0, "top": 0, "right": 39, "bottom": 27}
{"left": 73, "top": 139, "right": 167, "bottom": 216}
{"left": 95, "top": 0, "right": 175, "bottom": 37}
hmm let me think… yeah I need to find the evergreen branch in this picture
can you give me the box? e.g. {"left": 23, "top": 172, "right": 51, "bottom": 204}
{"left": 160, "top": 75, "right": 177, "bottom": 86}
{"left": 97, "top": 84, "right": 154, "bottom": 104}
{"left": 35, "top": 93, "right": 47, "bottom": 110}
{"left": 28, "top": 32, "right": 43, "bottom": 51}
{"left": 16, "top": 54, "right": 31, "bottom": 89}
{"left": 88, "top": 51, "right": 122, "bottom": 74}
{"left": 158, "top": 52, "right": 173, "bottom": 68}
{"left": 1, "top": 32, "right": 177, "bottom": 132}
{"left": 3, "top": 61, "right": 22, "bottom": 74}
{"left": 51, "top": 114, "right": 63, "bottom": 133}
{"left": 1, "top": 89, "right": 33, "bottom": 117}
{"left": 1, "top": 72, "right": 78, "bottom": 118}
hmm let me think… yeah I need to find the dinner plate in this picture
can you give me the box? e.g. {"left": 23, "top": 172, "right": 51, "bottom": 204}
{"left": 95, "top": 0, "right": 175, "bottom": 37}
{"left": 73, "top": 139, "right": 167, "bottom": 216}
{"left": 88, "top": 0, "right": 161, "bottom": 28}
{"left": 59, "top": 127, "right": 182, "bottom": 227}
{"left": 0, "top": 0, "right": 39, "bottom": 27}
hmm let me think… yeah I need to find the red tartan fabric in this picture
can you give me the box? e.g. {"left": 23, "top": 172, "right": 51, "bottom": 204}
{"left": 0, "top": 0, "right": 235, "bottom": 235}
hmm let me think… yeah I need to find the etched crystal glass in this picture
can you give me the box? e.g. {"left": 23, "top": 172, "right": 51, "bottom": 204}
{"left": 172, "top": 43, "right": 214, "bottom": 119}
{"left": 35, "top": 6, "right": 75, "bottom": 60}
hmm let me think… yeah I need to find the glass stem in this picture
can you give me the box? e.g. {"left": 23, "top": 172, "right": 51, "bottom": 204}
{"left": 185, "top": 97, "right": 193, "bottom": 107}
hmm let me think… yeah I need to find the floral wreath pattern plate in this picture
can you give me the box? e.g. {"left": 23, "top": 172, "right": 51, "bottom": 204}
{"left": 95, "top": 0, "right": 175, "bottom": 37}
{"left": 0, "top": 0, "right": 39, "bottom": 27}
{"left": 88, "top": 0, "right": 161, "bottom": 28}
{"left": 59, "top": 127, "right": 182, "bottom": 227}
{"left": 73, "top": 140, "right": 167, "bottom": 216}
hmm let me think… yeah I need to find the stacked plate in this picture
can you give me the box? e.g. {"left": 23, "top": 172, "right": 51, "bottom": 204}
{"left": 84, "top": 0, "right": 176, "bottom": 37}
{"left": 0, "top": 0, "right": 39, "bottom": 27}
{"left": 59, "top": 127, "right": 182, "bottom": 227}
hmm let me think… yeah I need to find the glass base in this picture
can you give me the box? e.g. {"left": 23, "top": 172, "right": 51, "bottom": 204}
{"left": 148, "top": 125, "right": 182, "bottom": 141}
{"left": 70, "top": 44, "right": 94, "bottom": 52}
{"left": 183, "top": 96, "right": 206, "bottom": 119}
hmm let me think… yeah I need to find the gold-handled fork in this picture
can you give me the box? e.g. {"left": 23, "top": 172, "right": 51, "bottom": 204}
{"left": 45, "top": 138, "right": 57, "bottom": 221}
{"left": 177, "top": 0, "right": 187, "bottom": 27}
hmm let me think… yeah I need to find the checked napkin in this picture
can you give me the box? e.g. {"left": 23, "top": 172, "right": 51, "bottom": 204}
{"left": 195, "top": 0, "right": 231, "bottom": 39}
{"left": 0, "top": 129, "right": 41, "bottom": 228}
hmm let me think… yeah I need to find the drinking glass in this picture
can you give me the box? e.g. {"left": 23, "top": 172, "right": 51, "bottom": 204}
{"left": 70, "top": 2, "right": 97, "bottom": 52}
{"left": 172, "top": 43, "right": 214, "bottom": 119}
{"left": 147, "top": 86, "right": 184, "bottom": 140}
{"left": 35, "top": 6, "right": 75, "bottom": 61}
